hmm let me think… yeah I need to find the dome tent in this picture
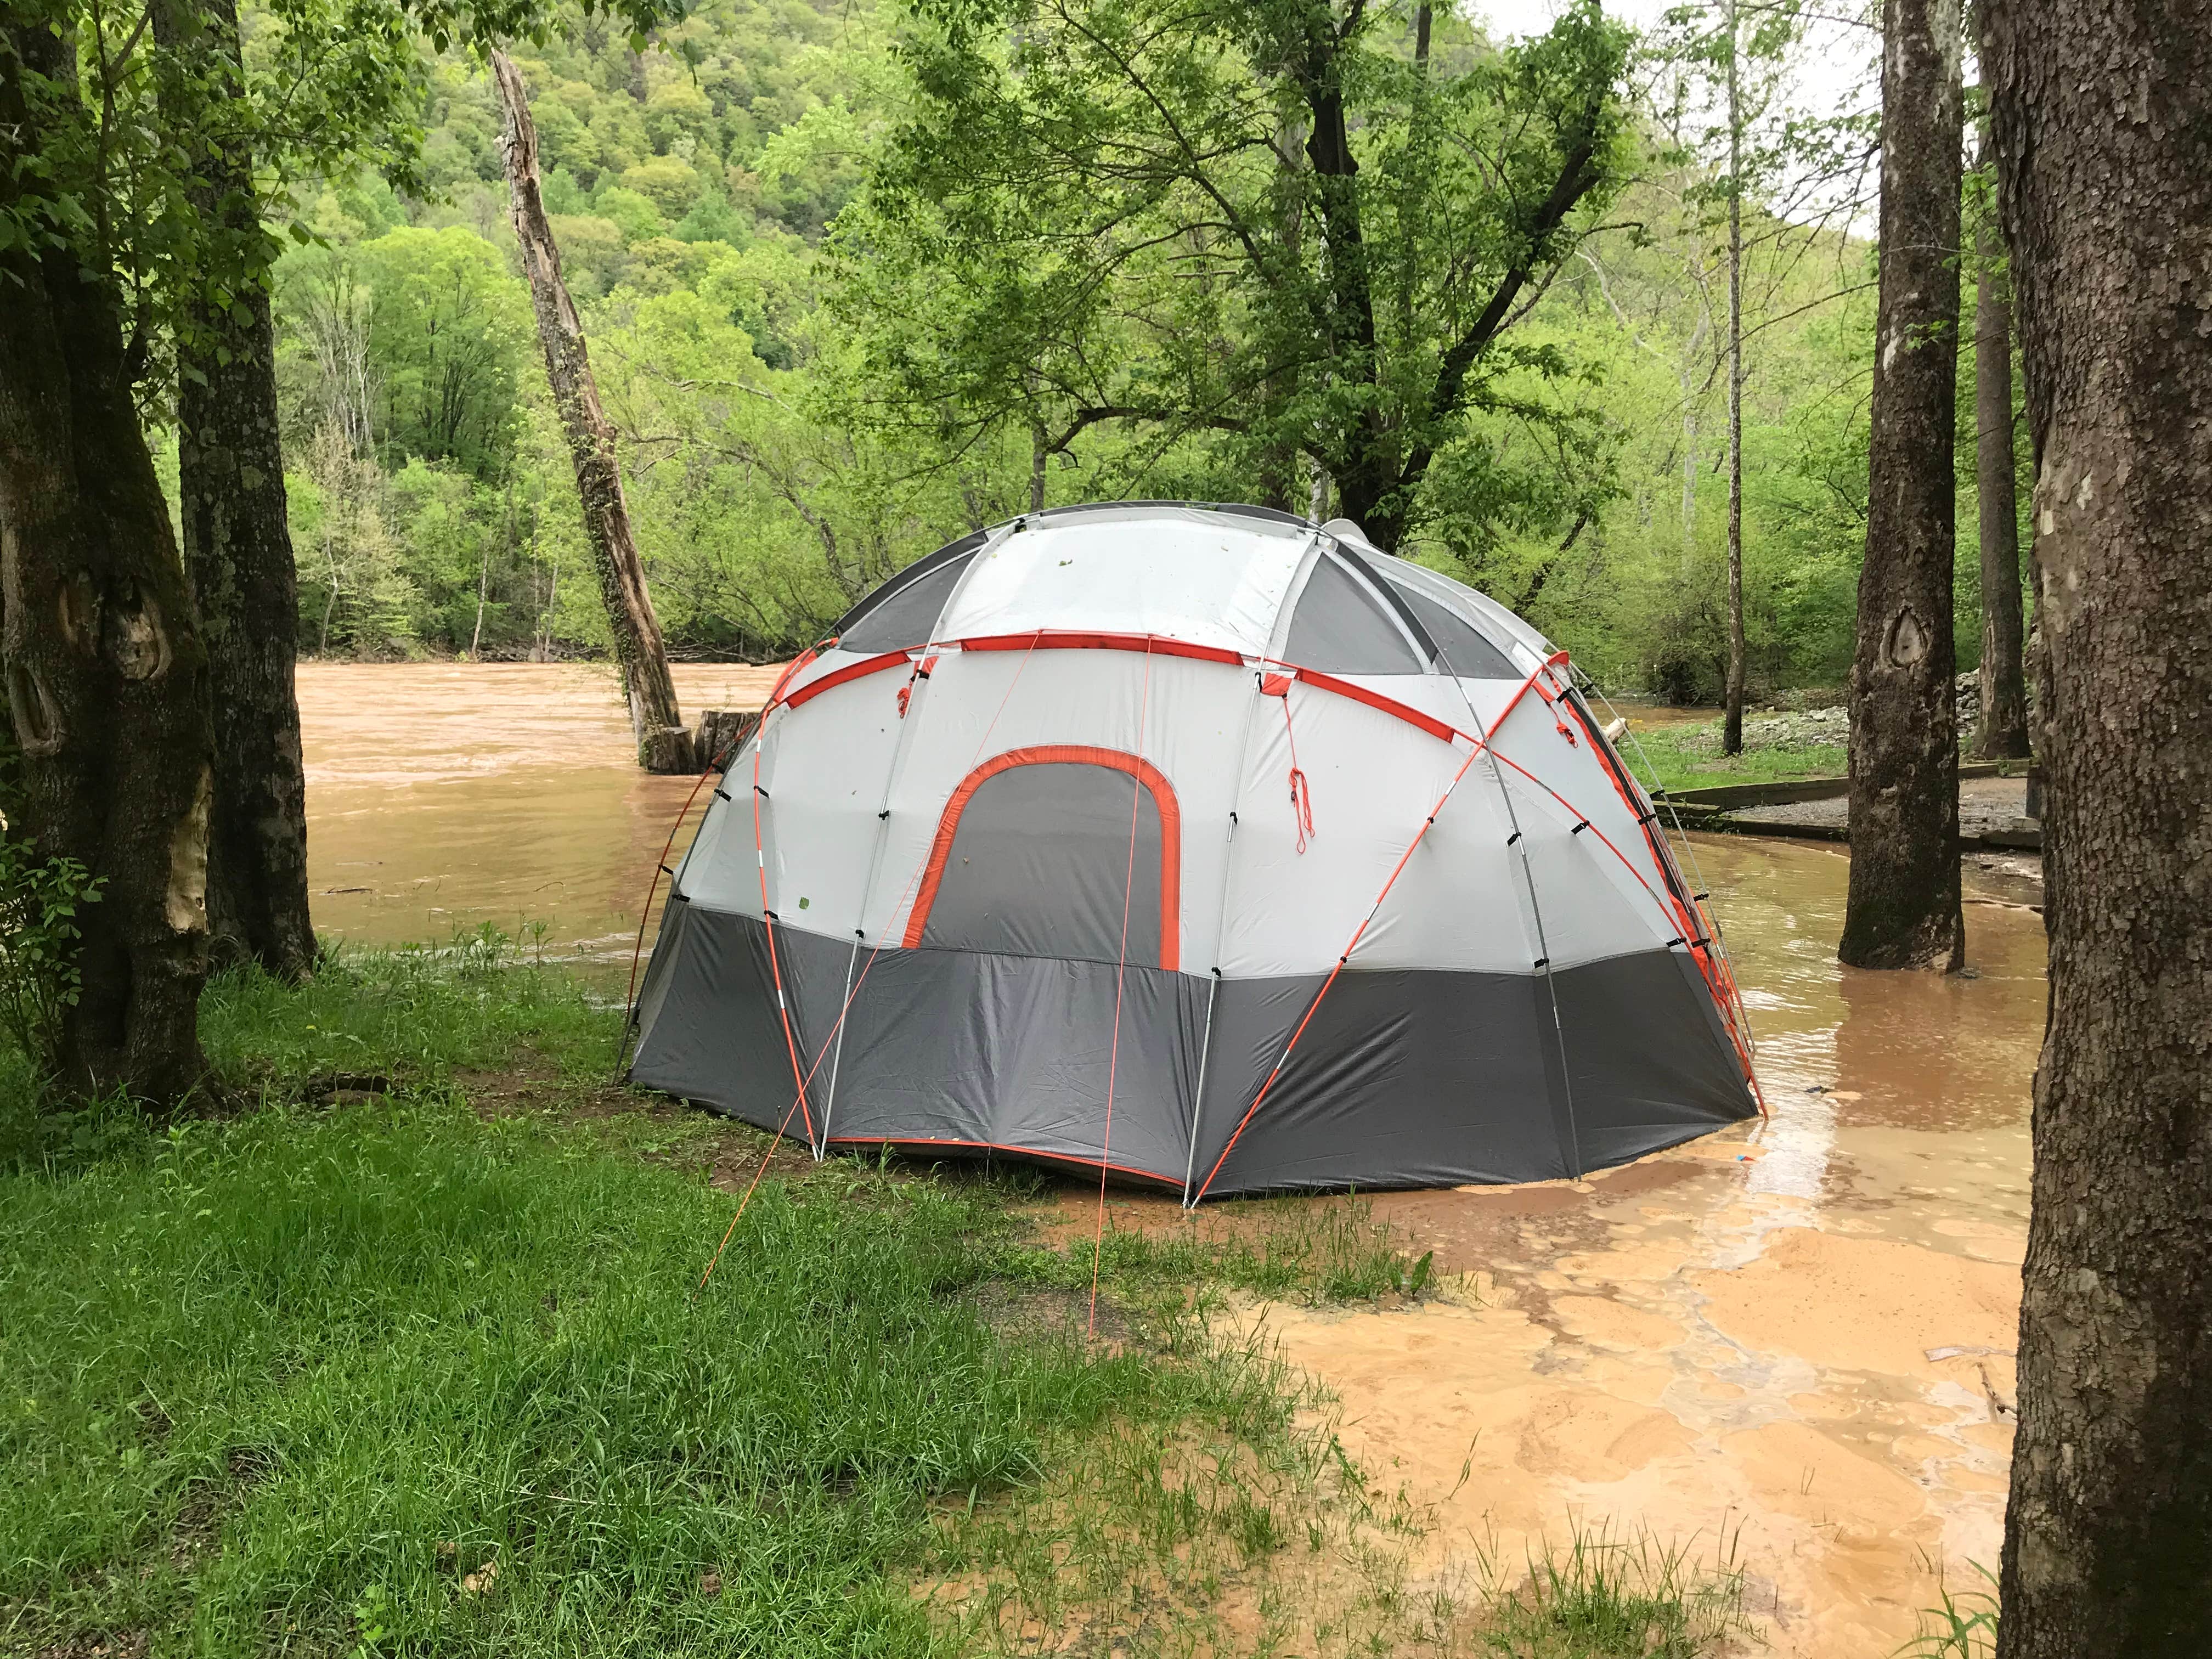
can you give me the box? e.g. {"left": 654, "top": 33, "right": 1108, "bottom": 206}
{"left": 628, "top": 503, "right": 1759, "bottom": 1200}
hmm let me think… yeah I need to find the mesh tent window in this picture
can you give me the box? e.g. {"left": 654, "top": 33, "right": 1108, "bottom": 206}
{"left": 904, "top": 747, "right": 1181, "bottom": 969}
{"left": 1283, "top": 553, "right": 1429, "bottom": 673}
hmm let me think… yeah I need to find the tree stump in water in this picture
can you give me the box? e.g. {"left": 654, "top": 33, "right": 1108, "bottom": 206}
{"left": 641, "top": 724, "right": 697, "bottom": 775}
{"left": 692, "top": 710, "right": 761, "bottom": 772}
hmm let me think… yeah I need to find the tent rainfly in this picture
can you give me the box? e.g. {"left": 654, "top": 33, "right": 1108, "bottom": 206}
{"left": 629, "top": 504, "right": 1759, "bottom": 1200}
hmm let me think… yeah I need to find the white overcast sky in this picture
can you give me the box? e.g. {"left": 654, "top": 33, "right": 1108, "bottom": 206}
{"left": 1473, "top": 1, "right": 1882, "bottom": 222}
{"left": 1473, "top": 0, "right": 1878, "bottom": 131}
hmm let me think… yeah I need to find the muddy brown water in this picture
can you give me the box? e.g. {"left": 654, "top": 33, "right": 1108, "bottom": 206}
{"left": 301, "top": 663, "right": 2041, "bottom": 1654}
{"left": 301, "top": 662, "right": 785, "bottom": 955}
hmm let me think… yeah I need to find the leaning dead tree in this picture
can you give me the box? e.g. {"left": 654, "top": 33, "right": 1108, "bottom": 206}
{"left": 491, "top": 49, "right": 692, "bottom": 774}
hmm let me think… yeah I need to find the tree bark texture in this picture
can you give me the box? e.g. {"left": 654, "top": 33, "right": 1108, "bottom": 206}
{"left": 1971, "top": 187, "right": 2030, "bottom": 760}
{"left": 155, "top": 0, "right": 316, "bottom": 980}
{"left": 1839, "top": 0, "right": 1964, "bottom": 971}
{"left": 1982, "top": 2, "right": 2212, "bottom": 1652}
{"left": 1721, "top": 0, "right": 1747, "bottom": 757}
{"left": 0, "top": 24, "right": 215, "bottom": 1103}
{"left": 490, "top": 49, "right": 691, "bottom": 774}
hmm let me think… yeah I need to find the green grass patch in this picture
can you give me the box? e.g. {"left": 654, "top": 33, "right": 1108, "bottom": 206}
{"left": 1617, "top": 719, "right": 1848, "bottom": 795}
{"left": 1468, "top": 1524, "right": 1754, "bottom": 1656}
{"left": 0, "top": 940, "right": 1408, "bottom": 1658}
{"left": 1899, "top": 1564, "right": 1999, "bottom": 1658}
{"left": 0, "top": 1091, "right": 1300, "bottom": 1657}
{"left": 199, "top": 926, "right": 623, "bottom": 1092}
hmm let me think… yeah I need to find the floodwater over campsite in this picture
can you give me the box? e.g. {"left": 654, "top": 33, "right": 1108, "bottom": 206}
{"left": 301, "top": 661, "right": 2042, "bottom": 1655}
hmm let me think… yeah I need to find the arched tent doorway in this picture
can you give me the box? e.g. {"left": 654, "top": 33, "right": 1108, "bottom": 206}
{"left": 906, "top": 747, "right": 1181, "bottom": 970}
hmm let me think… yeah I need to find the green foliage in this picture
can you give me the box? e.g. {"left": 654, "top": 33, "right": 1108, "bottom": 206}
{"left": 838, "top": 0, "right": 1634, "bottom": 546}
{"left": 354, "top": 226, "right": 534, "bottom": 478}
{"left": 0, "top": 834, "right": 104, "bottom": 1085}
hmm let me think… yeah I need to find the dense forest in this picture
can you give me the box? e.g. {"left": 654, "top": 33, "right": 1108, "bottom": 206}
{"left": 229, "top": 0, "right": 2019, "bottom": 701}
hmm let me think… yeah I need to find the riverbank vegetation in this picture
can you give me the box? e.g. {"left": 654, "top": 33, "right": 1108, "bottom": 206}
{"left": 233, "top": 0, "right": 2014, "bottom": 709}
{"left": 1, "top": 941, "right": 1759, "bottom": 1657}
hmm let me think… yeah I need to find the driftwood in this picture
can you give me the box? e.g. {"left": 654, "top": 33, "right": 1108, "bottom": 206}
{"left": 490, "top": 50, "right": 693, "bottom": 775}
{"left": 692, "top": 709, "right": 762, "bottom": 772}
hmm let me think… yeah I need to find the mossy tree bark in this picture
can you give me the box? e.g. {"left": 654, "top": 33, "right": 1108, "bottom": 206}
{"left": 1839, "top": 0, "right": 1964, "bottom": 971}
{"left": 154, "top": 0, "right": 317, "bottom": 980}
{"left": 0, "top": 22, "right": 215, "bottom": 1104}
{"left": 490, "top": 48, "right": 691, "bottom": 774}
{"left": 1982, "top": 1, "right": 2212, "bottom": 1651}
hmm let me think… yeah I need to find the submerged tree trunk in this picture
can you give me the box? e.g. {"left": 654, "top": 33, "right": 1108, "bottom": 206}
{"left": 155, "top": 0, "right": 316, "bottom": 980}
{"left": 491, "top": 49, "right": 691, "bottom": 773}
{"left": 0, "top": 24, "right": 214, "bottom": 1103}
{"left": 1983, "top": 3, "right": 2212, "bottom": 1652}
{"left": 1839, "top": 0, "right": 1964, "bottom": 971}
{"left": 1971, "top": 169, "right": 2030, "bottom": 760}
{"left": 1721, "top": 0, "right": 1747, "bottom": 756}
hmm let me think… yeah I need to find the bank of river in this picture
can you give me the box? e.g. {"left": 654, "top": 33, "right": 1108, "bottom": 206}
{"left": 299, "top": 663, "right": 2038, "bottom": 1655}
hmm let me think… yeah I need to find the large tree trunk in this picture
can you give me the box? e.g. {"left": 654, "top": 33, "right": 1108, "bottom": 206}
{"left": 1838, "top": 0, "right": 1964, "bottom": 972}
{"left": 1970, "top": 161, "right": 2031, "bottom": 761}
{"left": 1720, "top": 0, "right": 1747, "bottom": 756}
{"left": 155, "top": 0, "right": 316, "bottom": 980}
{"left": 489, "top": 49, "right": 691, "bottom": 774}
{"left": 1982, "top": 2, "right": 2212, "bottom": 1652}
{"left": 0, "top": 24, "right": 214, "bottom": 1104}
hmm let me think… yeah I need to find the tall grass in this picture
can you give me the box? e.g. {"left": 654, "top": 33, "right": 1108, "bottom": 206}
{"left": 1899, "top": 1565, "right": 2000, "bottom": 1659}
{"left": 1468, "top": 1523, "right": 1755, "bottom": 1657}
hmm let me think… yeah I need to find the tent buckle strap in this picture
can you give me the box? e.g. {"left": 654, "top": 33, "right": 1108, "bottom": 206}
{"left": 1506, "top": 831, "right": 1522, "bottom": 846}
{"left": 1533, "top": 957, "right": 1551, "bottom": 969}
{"left": 715, "top": 788, "right": 734, "bottom": 803}
{"left": 1571, "top": 820, "right": 1591, "bottom": 835}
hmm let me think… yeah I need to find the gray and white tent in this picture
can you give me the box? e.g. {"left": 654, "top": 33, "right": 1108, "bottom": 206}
{"left": 629, "top": 503, "right": 1759, "bottom": 1199}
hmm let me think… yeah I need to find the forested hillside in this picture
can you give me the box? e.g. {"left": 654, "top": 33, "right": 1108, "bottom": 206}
{"left": 253, "top": 0, "right": 2019, "bottom": 699}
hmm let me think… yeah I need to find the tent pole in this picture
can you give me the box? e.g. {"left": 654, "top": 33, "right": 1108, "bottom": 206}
{"left": 1477, "top": 725, "right": 1583, "bottom": 1181}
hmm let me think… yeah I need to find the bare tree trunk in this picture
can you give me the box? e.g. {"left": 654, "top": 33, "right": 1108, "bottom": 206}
{"left": 1721, "top": 0, "right": 1747, "bottom": 756}
{"left": 1839, "top": 0, "right": 1965, "bottom": 972}
{"left": 490, "top": 49, "right": 691, "bottom": 773}
{"left": 1982, "top": 2, "right": 2212, "bottom": 1651}
{"left": 0, "top": 23, "right": 214, "bottom": 1104}
{"left": 1971, "top": 155, "right": 2030, "bottom": 760}
{"left": 155, "top": 0, "right": 315, "bottom": 981}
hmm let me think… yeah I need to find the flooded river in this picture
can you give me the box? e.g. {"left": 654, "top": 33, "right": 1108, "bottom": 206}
{"left": 301, "top": 662, "right": 783, "bottom": 955}
{"left": 300, "top": 663, "right": 2042, "bottom": 1654}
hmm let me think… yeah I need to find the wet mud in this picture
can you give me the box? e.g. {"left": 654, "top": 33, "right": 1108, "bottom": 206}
{"left": 1042, "top": 838, "right": 2041, "bottom": 1655}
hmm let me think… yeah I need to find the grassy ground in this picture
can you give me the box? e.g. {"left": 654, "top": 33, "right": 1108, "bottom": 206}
{"left": 1612, "top": 718, "right": 1849, "bottom": 797}
{"left": 0, "top": 935, "right": 1752, "bottom": 1658}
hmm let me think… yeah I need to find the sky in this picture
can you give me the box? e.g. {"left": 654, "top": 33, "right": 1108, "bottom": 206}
{"left": 1473, "top": 0, "right": 1878, "bottom": 131}
{"left": 1473, "top": 1, "right": 1883, "bottom": 224}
